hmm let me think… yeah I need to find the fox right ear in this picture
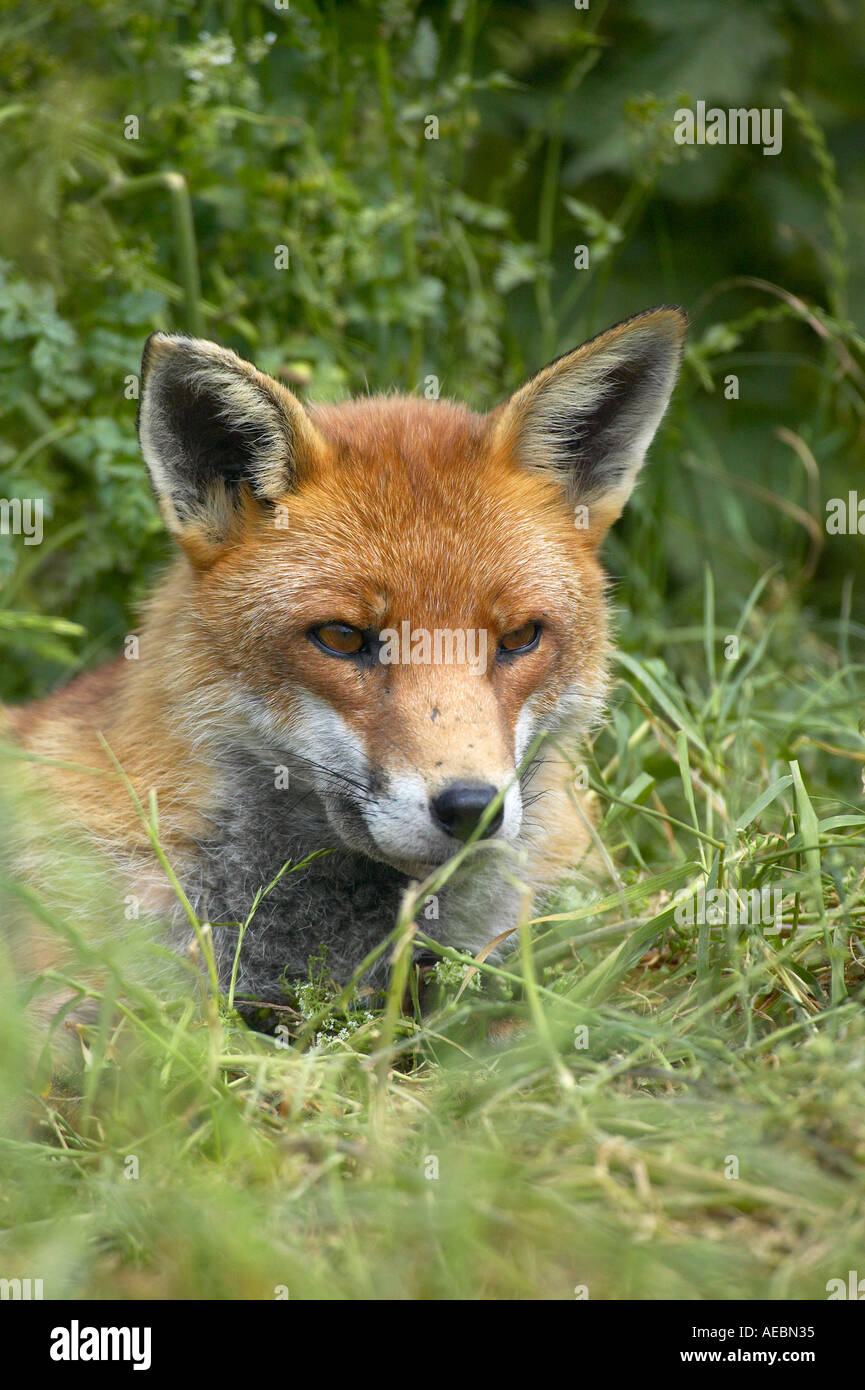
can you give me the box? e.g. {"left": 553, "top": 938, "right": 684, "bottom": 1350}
{"left": 491, "top": 306, "right": 686, "bottom": 542}
{"left": 137, "top": 333, "right": 326, "bottom": 562}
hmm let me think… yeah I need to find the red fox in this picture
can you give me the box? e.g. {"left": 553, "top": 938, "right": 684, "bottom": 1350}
{"left": 6, "top": 306, "right": 685, "bottom": 1038}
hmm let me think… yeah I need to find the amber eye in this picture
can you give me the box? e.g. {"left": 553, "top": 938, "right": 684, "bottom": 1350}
{"left": 499, "top": 621, "right": 541, "bottom": 655}
{"left": 311, "top": 622, "right": 365, "bottom": 656}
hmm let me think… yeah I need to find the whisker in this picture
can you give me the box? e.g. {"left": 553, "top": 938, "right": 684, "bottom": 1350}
{"left": 287, "top": 751, "right": 377, "bottom": 802}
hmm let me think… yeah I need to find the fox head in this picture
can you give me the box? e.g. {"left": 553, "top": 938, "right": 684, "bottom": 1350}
{"left": 137, "top": 308, "right": 685, "bottom": 876}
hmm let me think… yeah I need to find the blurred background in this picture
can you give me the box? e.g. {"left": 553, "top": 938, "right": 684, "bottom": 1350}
{"left": 0, "top": 0, "right": 863, "bottom": 699}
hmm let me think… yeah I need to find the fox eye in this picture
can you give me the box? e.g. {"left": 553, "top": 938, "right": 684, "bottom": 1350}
{"left": 310, "top": 622, "right": 365, "bottom": 656}
{"left": 498, "top": 621, "right": 541, "bottom": 655}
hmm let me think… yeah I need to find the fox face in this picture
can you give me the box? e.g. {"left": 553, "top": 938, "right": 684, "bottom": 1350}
{"left": 138, "top": 308, "right": 685, "bottom": 879}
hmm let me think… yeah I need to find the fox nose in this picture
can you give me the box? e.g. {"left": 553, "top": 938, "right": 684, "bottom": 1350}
{"left": 430, "top": 782, "right": 503, "bottom": 842}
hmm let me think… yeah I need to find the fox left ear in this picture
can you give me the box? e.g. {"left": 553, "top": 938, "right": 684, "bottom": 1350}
{"left": 137, "top": 333, "right": 327, "bottom": 563}
{"left": 492, "top": 306, "right": 686, "bottom": 540}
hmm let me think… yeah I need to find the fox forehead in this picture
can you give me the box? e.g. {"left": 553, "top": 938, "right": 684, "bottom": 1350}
{"left": 206, "top": 393, "right": 603, "bottom": 630}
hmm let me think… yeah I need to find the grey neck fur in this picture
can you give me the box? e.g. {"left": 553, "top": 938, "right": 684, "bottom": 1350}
{"left": 182, "top": 746, "right": 522, "bottom": 1007}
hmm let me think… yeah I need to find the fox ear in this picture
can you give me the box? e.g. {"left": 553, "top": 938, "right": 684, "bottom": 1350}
{"left": 492, "top": 306, "right": 686, "bottom": 540}
{"left": 137, "top": 333, "right": 325, "bottom": 561}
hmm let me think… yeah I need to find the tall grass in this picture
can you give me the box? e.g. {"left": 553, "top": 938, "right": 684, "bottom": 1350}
{"left": 1, "top": 588, "right": 863, "bottom": 1299}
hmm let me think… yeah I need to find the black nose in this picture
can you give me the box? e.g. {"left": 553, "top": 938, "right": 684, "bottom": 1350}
{"left": 430, "top": 782, "right": 503, "bottom": 842}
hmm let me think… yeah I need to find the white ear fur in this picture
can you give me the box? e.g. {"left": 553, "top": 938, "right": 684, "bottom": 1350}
{"left": 137, "top": 333, "right": 323, "bottom": 548}
{"left": 493, "top": 306, "right": 686, "bottom": 534}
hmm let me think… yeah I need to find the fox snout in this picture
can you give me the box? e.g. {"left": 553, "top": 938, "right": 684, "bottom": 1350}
{"left": 429, "top": 781, "right": 503, "bottom": 842}
{"left": 354, "top": 675, "right": 523, "bottom": 870}
{"left": 339, "top": 761, "right": 522, "bottom": 876}
{"left": 363, "top": 772, "right": 513, "bottom": 874}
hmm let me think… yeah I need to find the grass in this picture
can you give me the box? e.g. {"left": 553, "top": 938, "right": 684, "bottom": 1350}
{"left": 1, "top": 585, "right": 863, "bottom": 1301}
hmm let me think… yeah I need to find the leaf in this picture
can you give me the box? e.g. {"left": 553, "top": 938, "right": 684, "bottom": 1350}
{"left": 493, "top": 243, "right": 541, "bottom": 294}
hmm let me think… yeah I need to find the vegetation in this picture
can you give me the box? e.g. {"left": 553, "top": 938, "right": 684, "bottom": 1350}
{"left": 0, "top": 0, "right": 863, "bottom": 1300}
